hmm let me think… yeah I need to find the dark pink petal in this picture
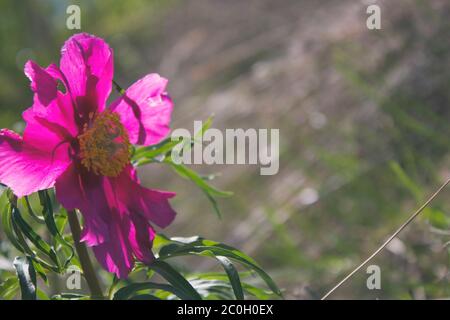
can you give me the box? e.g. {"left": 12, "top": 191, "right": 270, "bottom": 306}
{"left": 131, "top": 187, "right": 177, "bottom": 228}
{"left": 24, "top": 61, "right": 57, "bottom": 108}
{"left": 45, "top": 63, "right": 73, "bottom": 100}
{"left": 23, "top": 60, "right": 80, "bottom": 141}
{"left": 114, "top": 166, "right": 177, "bottom": 228}
{"left": 97, "top": 167, "right": 174, "bottom": 278}
{"left": 23, "top": 91, "right": 79, "bottom": 149}
{"left": 55, "top": 164, "right": 175, "bottom": 278}
{"left": 0, "top": 129, "right": 71, "bottom": 197}
{"left": 92, "top": 213, "right": 155, "bottom": 279}
{"left": 60, "top": 33, "right": 113, "bottom": 116}
{"left": 0, "top": 60, "right": 80, "bottom": 197}
{"left": 92, "top": 212, "right": 134, "bottom": 279}
{"left": 92, "top": 245, "right": 130, "bottom": 279}
{"left": 45, "top": 63, "right": 65, "bottom": 81}
{"left": 55, "top": 164, "right": 110, "bottom": 246}
{"left": 110, "top": 74, "right": 173, "bottom": 146}
{"left": 127, "top": 214, "right": 156, "bottom": 264}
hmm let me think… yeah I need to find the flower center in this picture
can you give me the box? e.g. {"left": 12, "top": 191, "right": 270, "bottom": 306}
{"left": 78, "top": 111, "right": 131, "bottom": 177}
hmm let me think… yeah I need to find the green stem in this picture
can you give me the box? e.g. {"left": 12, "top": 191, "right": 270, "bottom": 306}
{"left": 67, "top": 210, "right": 104, "bottom": 299}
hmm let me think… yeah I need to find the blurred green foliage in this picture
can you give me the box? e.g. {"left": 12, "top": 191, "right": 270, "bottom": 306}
{"left": 0, "top": 0, "right": 176, "bottom": 129}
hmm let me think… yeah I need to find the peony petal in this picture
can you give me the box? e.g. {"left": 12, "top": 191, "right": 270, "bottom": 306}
{"left": 127, "top": 213, "right": 156, "bottom": 264}
{"left": 110, "top": 74, "right": 173, "bottom": 146}
{"left": 23, "top": 60, "right": 80, "bottom": 141}
{"left": 93, "top": 166, "right": 173, "bottom": 278}
{"left": 92, "top": 212, "right": 134, "bottom": 279}
{"left": 22, "top": 92, "right": 79, "bottom": 149}
{"left": 60, "top": 33, "right": 113, "bottom": 117}
{"left": 0, "top": 60, "right": 79, "bottom": 197}
{"left": 55, "top": 164, "right": 175, "bottom": 278}
{"left": 0, "top": 129, "right": 71, "bottom": 197}
{"left": 24, "top": 60, "right": 58, "bottom": 108}
{"left": 92, "top": 211, "right": 155, "bottom": 278}
{"left": 55, "top": 164, "right": 110, "bottom": 246}
{"left": 114, "top": 166, "right": 177, "bottom": 228}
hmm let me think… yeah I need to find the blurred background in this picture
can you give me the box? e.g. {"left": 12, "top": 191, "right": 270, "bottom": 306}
{"left": 0, "top": 0, "right": 449, "bottom": 299}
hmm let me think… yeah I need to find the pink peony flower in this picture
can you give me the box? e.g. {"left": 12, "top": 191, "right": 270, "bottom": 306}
{"left": 0, "top": 33, "right": 176, "bottom": 278}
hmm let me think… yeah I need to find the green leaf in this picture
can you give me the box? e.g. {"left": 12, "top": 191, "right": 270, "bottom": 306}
{"left": 389, "top": 161, "right": 423, "bottom": 202}
{"left": 11, "top": 205, "right": 60, "bottom": 270}
{"left": 131, "top": 115, "right": 214, "bottom": 164}
{"left": 107, "top": 275, "right": 120, "bottom": 300}
{"left": 194, "top": 115, "right": 214, "bottom": 141}
{"left": 188, "top": 278, "right": 234, "bottom": 300}
{"left": 36, "top": 288, "right": 50, "bottom": 300}
{"left": 113, "top": 79, "right": 125, "bottom": 95}
{"left": 133, "top": 137, "right": 183, "bottom": 162}
{"left": 1, "top": 193, "right": 24, "bottom": 252}
{"left": 23, "top": 196, "right": 45, "bottom": 224}
{"left": 113, "top": 282, "right": 183, "bottom": 300}
{"left": 52, "top": 293, "right": 90, "bottom": 300}
{"left": 205, "top": 193, "right": 223, "bottom": 218}
{"left": 38, "top": 190, "right": 58, "bottom": 236}
{"left": 131, "top": 116, "right": 231, "bottom": 218}
{"left": 0, "top": 187, "right": 7, "bottom": 209}
{"left": 0, "top": 277, "right": 19, "bottom": 300}
{"left": 153, "top": 234, "right": 178, "bottom": 251}
{"left": 31, "top": 260, "right": 49, "bottom": 284}
{"left": 8, "top": 210, "right": 53, "bottom": 281}
{"left": 189, "top": 273, "right": 277, "bottom": 300}
{"left": 215, "top": 256, "right": 244, "bottom": 300}
{"left": 38, "top": 191, "right": 74, "bottom": 268}
{"left": 176, "top": 115, "right": 214, "bottom": 154}
{"left": 149, "top": 260, "right": 202, "bottom": 300}
{"left": 164, "top": 158, "right": 232, "bottom": 217}
{"left": 426, "top": 208, "right": 450, "bottom": 230}
{"left": 56, "top": 208, "right": 69, "bottom": 235}
{"left": 13, "top": 256, "right": 37, "bottom": 300}
{"left": 166, "top": 160, "right": 232, "bottom": 198}
{"left": 130, "top": 294, "right": 162, "bottom": 300}
{"left": 242, "top": 283, "right": 276, "bottom": 300}
{"left": 158, "top": 236, "right": 282, "bottom": 297}
{"left": 7, "top": 208, "right": 53, "bottom": 281}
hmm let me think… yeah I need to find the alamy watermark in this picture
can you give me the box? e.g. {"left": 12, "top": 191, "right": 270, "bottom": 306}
{"left": 366, "top": 265, "right": 381, "bottom": 290}
{"left": 66, "top": 5, "right": 81, "bottom": 30}
{"left": 171, "top": 121, "right": 279, "bottom": 175}
{"left": 366, "top": 4, "right": 381, "bottom": 30}
{"left": 65, "top": 265, "right": 82, "bottom": 290}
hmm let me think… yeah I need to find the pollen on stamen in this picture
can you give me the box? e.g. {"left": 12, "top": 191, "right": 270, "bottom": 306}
{"left": 78, "top": 111, "right": 131, "bottom": 177}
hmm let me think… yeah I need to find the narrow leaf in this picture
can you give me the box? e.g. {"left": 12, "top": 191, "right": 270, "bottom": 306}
{"left": 150, "top": 260, "right": 202, "bottom": 300}
{"left": 158, "top": 237, "right": 282, "bottom": 297}
{"left": 215, "top": 255, "right": 244, "bottom": 300}
{"left": 11, "top": 206, "right": 60, "bottom": 269}
{"left": 113, "top": 282, "right": 182, "bottom": 300}
{"left": 13, "top": 256, "right": 37, "bottom": 300}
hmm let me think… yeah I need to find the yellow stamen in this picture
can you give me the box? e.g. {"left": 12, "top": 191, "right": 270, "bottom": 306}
{"left": 78, "top": 111, "right": 130, "bottom": 177}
